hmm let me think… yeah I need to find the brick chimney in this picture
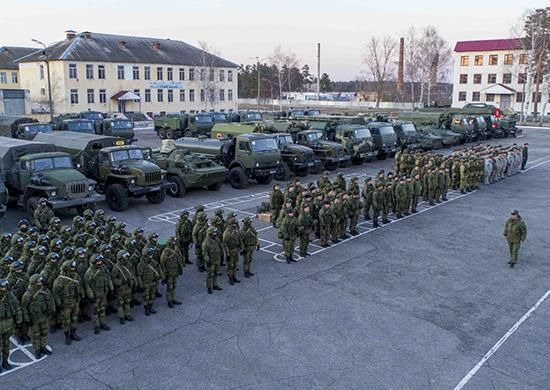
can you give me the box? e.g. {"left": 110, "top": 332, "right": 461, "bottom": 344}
{"left": 65, "top": 30, "right": 77, "bottom": 40}
{"left": 82, "top": 31, "right": 92, "bottom": 40}
{"left": 397, "top": 37, "right": 404, "bottom": 94}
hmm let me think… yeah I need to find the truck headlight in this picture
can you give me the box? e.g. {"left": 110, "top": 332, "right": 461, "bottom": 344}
{"left": 130, "top": 178, "right": 136, "bottom": 184}
{"left": 50, "top": 191, "right": 57, "bottom": 197}
{"left": 76, "top": 163, "right": 82, "bottom": 169}
{"left": 276, "top": 160, "right": 280, "bottom": 164}
{"left": 88, "top": 185, "right": 94, "bottom": 191}
{"left": 255, "top": 163, "right": 260, "bottom": 167}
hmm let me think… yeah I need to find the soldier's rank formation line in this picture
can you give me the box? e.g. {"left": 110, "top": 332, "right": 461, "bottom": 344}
{"left": 0, "top": 143, "right": 526, "bottom": 372}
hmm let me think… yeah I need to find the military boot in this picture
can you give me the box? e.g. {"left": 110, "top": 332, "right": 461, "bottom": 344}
{"left": 64, "top": 331, "right": 72, "bottom": 345}
{"left": 41, "top": 346, "right": 52, "bottom": 355}
{"left": 34, "top": 349, "right": 43, "bottom": 359}
{"left": 213, "top": 285, "right": 223, "bottom": 291}
{"left": 168, "top": 301, "right": 174, "bottom": 308}
{"left": 125, "top": 315, "right": 134, "bottom": 321}
{"left": 148, "top": 304, "right": 157, "bottom": 314}
{"left": 144, "top": 305, "right": 150, "bottom": 316}
{"left": 120, "top": 317, "right": 126, "bottom": 324}
{"left": 233, "top": 276, "right": 241, "bottom": 283}
{"left": 208, "top": 287, "right": 213, "bottom": 294}
{"left": 2, "top": 360, "right": 12, "bottom": 370}
{"left": 94, "top": 326, "right": 100, "bottom": 334}
{"left": 172, "top": 299, "right": 182, "bottom": 305}
{"left": 229, "top": 277, "right": 234, "bottom": 286}
{"left": 70, "top": 329, "right": 81, "bottom": 341}
{"left": 100, "top": 323, "right": 110, "bottom": 331}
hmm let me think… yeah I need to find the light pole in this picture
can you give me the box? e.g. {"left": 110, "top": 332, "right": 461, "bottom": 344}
{"left": 32, "top": 39, "right": 53, "bottom": 122}
{"left": 250, "top": 56, "right": 268, "bottom": 111}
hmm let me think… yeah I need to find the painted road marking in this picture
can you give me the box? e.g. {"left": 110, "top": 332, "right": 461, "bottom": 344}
{"left": 0, "top": 338, "right": 47, "bottom": 377}
{"left": 454, "top": 289, "right": 550, "bottom": 390}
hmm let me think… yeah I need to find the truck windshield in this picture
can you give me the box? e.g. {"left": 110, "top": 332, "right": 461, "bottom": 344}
{"left": 290, "top": 111, "right": 304, "bottom": 116}
{"left": 81, "top": 112, "right": 104, "bottom": 120}
{"left": 67, "top": 122, "right": 95, "bottom": 133}
{"left": 195, "top": 115, "right": 213, "bottom": 124}
{"left": 212, "top": 113, "right": 227, "bottom": 122}
{"left": 25, "top": 124, "right": 53, "bottom": 135}
{"left": 401, "top": 123, "right": 417, "bottom": 134}
{"left": 111, "top": 149, "right": 144, "bottom": 161}
{"left": 111, "top": 120, "right": 133, "bottom": 129}
{"left": 278, "top": 135, "right": 294, "bottom": 145}
{"left": 307, "top": 132, "right": 323, "bottom": 141}
{"left": 251, "top": 138, "right": 278, "bottom": 152}
{"left": 30, "top": 156, "right": 73, "bottom": 171}
{"left": 306, "top": 110, "right": 320, "bottom": 116}
{"left": 379, "top": 126, "right": 395, "bottom": 135}
{"left": 244, "top": 113, "right": 262, "bottom": 121}
{"left": 354, "top": 128, "right": 372, "bottom": 139}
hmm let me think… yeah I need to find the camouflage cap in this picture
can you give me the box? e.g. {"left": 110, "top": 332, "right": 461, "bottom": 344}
{"left": 511, "top": 210, "right": 519, "bottom": 215}
{"left": 214, "top": 208, "right": 223, "bottom": 216}
{"left": 242, "top": 217, "right": 251, "bottom": 224}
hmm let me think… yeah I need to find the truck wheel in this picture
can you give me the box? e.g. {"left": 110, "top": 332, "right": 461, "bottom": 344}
{"left": 324, "top": 161, "right": 338, "bottom": 171}
{"left": 26, "top": 196, "right": 40, "bottom": 221}
{"left": 274, "top": 162, "right": 291, "bottom": 181}
{"left": 351, "top": 156, "right": 365, "bottom": 165}
{"left": 146, "top": 189, "right": 166, "bottom": 204}
{"left": 106, "top": 184, "right": 130, "bottom": 211}
{"left": 207, "top": 182, "right": 223, "bottom": 191}
{"left": 166, "top": 129, "right": 175, "bottom": 139}
{"left": 184, "top": 129, "right": 193, "bottom": 138}
{"left": 256, "top": 174, "right": 273, "bottom": 185}
{"left": 229, "top": 167, "right": 248, "bottom": 189}
{"left": 167, "top": 176, "right": 186, "bottom": 198}
{"left": 158, "top": 128, "right": 166, "bottom": 139}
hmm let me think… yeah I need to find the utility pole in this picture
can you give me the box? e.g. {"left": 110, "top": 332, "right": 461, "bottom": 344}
{"left": 317, "top": 43, "right": 320, "bottom": 100}
{"left": 257, "top": 57, "right": 261, "bottom": 111}
{"left": 32, "top": 39, "right": 53, "bottom": 122}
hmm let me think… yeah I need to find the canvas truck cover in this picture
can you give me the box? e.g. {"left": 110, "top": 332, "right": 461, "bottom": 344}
{"left": 35, "top": 131, "right": 122, "bottom": 157}
{"left": 0, "top": 136, "right": 57, "bottom": 171}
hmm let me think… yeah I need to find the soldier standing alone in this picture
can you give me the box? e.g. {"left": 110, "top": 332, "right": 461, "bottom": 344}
{"left": 280, "top": 208, "right": 299, "bottom": 263}
{"left": 503, "top": 210, "right": 527, "bottom": 268}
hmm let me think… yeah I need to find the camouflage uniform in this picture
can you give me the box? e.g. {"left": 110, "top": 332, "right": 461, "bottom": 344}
{"left": 84, "top": 255, "right": 113, "bottom": 333}
{"left": 203, "top": 227, "right": 223, "bottom": 294}
{"left": 0, "top": 279, "right": 22, "bottom": 370}
{"left": 137, "top": 248, "right": 164, "bottom": 315}
{"left": 240, "top": 218, "right": 259, "bottom": 277}
{"left": 175, "top": 211, "right": 193, "bottom": 265}
{"left": 298, "top": 205, "right": 314, "bottom": 257}
{"left": 269, "top": 185, "right": 284, "bottom": 228}
{"left": 34, "top": 198, "right": 54, "bottom": 233}
{"left": 7, "top": 262, "right": 29, "bottom": 343}
{"left": 21, "top": 275, "right": 54, "bottom": 359}
{"left": 111, "top": 250, "right": 136, "bottom": 322}
{"left": 52, "top": 261, "right": 82, "bottom": 345}
{"left": 223, "top": 220, "right": 242, "bottom": 284}
{"left": 280, "top": 209, "right": 299, "bottom": 263}
{"left": 192, "top": 213, "right": 208, "bottom": 272}
{"left": 160, "top": 239, "right": 183, "bottom": 307}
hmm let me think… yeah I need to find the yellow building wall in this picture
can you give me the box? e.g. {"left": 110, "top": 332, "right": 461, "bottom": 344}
{"left": 0, "top": 68, "right": 21, "bottom": 88}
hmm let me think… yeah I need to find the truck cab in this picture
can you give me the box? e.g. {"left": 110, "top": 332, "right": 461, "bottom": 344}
{"left": 100, "top": 118, "right": 135, "bottom": 143}
{"left": 333, "top": 124, "right": 377, "bottom": 164}
{"left": 391, "top": 121, "right": 422, "bottom": 151}
{"left": 15, "top": 123, "right": 53, "bottom": 140}
{"left": 294, "top": 129, "right": 350, "bottom": 170}
{"left": 450, "top": 115, "right": 476, "bottom": 143}
{"left": 78, "top": 111, "right": 105, "bottom": 133}
{"left": 364, "top": 122, "right": 398, "bottom": 159}
{"left": 272, "top": 133, "right": 322, "bottom": 179}
{"left": 61, "top": 119, "right": 96, "bottom": 134}
{"left": 211, "top": 112, "right": 229, "bottom": 123}
{"left": 230, "top": 111, "right": 263, "bottom": 123}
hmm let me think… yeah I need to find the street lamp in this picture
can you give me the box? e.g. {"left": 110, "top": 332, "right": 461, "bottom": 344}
{"left": 250, "top": 56, "right": 268, "bottom": 111}
{"left": 32, "top": 39, "right": 54, "bottom": 122}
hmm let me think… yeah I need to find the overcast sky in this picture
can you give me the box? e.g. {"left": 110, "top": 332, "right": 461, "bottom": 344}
{"left": 1, "top": 0, "right": 546, "bottom": 80}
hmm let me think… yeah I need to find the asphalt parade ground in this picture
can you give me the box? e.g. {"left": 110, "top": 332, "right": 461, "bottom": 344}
{"left": 1, "top": 127, "right": 549, "bottom": 389}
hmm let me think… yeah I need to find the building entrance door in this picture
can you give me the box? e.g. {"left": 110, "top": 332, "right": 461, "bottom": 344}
{"left": 500, "top": 95, "right": 512, "bottom": 110}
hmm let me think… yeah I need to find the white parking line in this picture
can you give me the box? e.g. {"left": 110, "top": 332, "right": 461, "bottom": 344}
{"left": 0, "top": 338, "right": 47, "bottom": 378}
{"left": 454, "top": 289, "right": 550, "bottom": 390}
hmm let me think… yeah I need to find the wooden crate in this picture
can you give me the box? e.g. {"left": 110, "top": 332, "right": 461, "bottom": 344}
{"left": 257, "top": 212, "right": 272, "bottom": 223}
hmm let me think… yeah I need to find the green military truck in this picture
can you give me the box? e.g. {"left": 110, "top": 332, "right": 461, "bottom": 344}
{"left": 35, "top": 132, "right": 172, "bottom": 211}
{"left": 0, "top": 136, "right": 103, "bottom": 218}
{"left": 362, "top": 122, "right": 398, "bottom": 159}
{"left": 175, "top": 134, "right": 280, "bottom": 189}
{"left": 398, "top": 111, "right": 465, "bottom": 146}
{"left": 229, "top": 111, "right": 263, "bottom": 123}
{"left": 98, "top": 118, "right": 136, "bottom": 143}
{"left": 330, "top": 124, "right": 378, "bottom": 164}
{"left": 58, "top": 119, "right": 96, "bottom": 134}
{"left": 213, "top": 122, "right": 322, "bottom": 180}
{"left": 150, "top": 140, "right": 227, "bottom": 197}
{"left": 292, "top": 128, "right": 351, "bottom": 170}
{"left": 14, "top": 122, "right": 54, "bottom": 140}
{"left": 390, "top": 120, "right": 423, "bottom": 151}
{"left": 0, "top": 116, "right": 39, "bottom": 138}
{"left": 154, "top": 113, "right": 215, "bottom": 139}
{"left": 78, "top": 110, "right": 105, "bottom": 133}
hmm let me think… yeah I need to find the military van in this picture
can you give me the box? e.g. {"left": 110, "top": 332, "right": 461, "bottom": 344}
{"left": 35, "top": 132, "right": 171, "bottom": 211}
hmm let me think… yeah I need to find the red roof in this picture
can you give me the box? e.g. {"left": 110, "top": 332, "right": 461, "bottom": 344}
{"left": 454, "top": 38, "right": 526, "bottom": 52}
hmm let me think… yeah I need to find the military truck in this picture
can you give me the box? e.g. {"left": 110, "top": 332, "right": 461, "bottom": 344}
{"left": 35, "top": 132, "right": 171, "bottom": 211}
{"left": 78, "top": 111, "right": 105, "bottom": 133}
{"left": 98, "top": 118, "right": 135, "bottom": 143}
{"left": 0, "top": 116, "right": 38, "bottom": 138}
{"left": 14, "top": 122, "right": 54, "bottom": 140}
{"left": 150, "top": 140, "right": 227, "bottom": 198}
{"left": 154, "top": 113, "right": 215, "bottom": 139}
{"left": 58, "top": 119, "right": 96, "bottom": 134}
{"left": 398, "top": 111, "right": 467, "bottom": 145}
{"left": 330, "top": 124, "right": 378, "bottom": 164}
{"left": 229, "top": 111, "right": 263, "bottom": 123}
{"left": 292, "top": 129, "right": 351, "bottom": 170}
{"left": 174, "top": 134, "right": 280, "bottom": 189}
{"left": 390, "top": 121, "right": 423, "bottom": 151}
{"left": 0, "top": 137, "right": 103, "bottom": 218}
{"left": 211, "top": 112, "right": 230, "bottom": 123}
{"left": 363, "top": 122, "right": 398, "bottom": 159}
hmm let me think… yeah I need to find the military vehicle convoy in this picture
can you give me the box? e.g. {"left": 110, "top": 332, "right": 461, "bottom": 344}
{"left": 150, "top": 140, "right": 227, "bottom": 197}
{"left": 175, "top": 134, "right": 281, "bottom": 189}
{"left": 398, "top": 111, "right": 471, "bottom": 145}
{"left": 154, "top": 113, "right": 215, "bottom": 139}
{"left": 35, "top": 132, "right": 172, "bottom": 211}
{"left": 0, "top": 137, "right": 103, "bottom": 218}
{"left": 0, "top": 116, "right": 39, "bottom": 138}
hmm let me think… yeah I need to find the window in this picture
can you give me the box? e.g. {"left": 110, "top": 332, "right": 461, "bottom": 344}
{"left": 144, "top": 66, "right": 151, "bottom": 80}
{"left": 157, "top": 67, "right": 163, "bottom": 80}
{"left": 157, "top": 89, "right": 163, "bottom": 102}
{"left": 504, "top": 54, "right": 513, "bottom": 65}
{"left": 219, "top": 69, "right": 224, "bottom": 82}
{"left": 86, "top": 64, "right": 93, "bottom": 79}
{"left": 209, "top": 69, "right": 214, "bottom": 81}
{"left": 460, "top": 56, "right": 469, "bottom": 66}
{"left": 87, "top": 89, "right": 94, "bottom": 104}
{"left": 98, "top": 65, "right": 105, "bottom": 79}
{"left": 133, "top": 89, "right": 140, "bottom": 102}
{"left": 228, "top": 70, "right": 233, "bottom": 82}
{"left": 458, "top": 91, "right": 467, "bottom": 101}
{"left": 532, "top": 92, "right": 542, "bottom": 103}
{"left": 167, "top": 89, "right": 173, "bottom": 102}
{"left": 516, "top": 92, "right": 524, "bottom": 103}
{"left": 179, "top": 89, "right": 185, "bottom": 102}
{"left": 209, "top": 89, "right": 215, "bottom": 101}
{"left": 518, "top": 73, "right": 527, "bottom": 84}
{"left": 99, "top": 89, "right": 106, "bottom": 103}
{"left": 11, "top": 72, "right": 17, "bottom": 84}
{"left": 228, "top": 89, "right": 233, "bottom": 101}
{"left": 488, "top": 55, "right": 498, "bottom": 65}
{"left": 519, "top": 53, "right": 528, "bottom": 65}
{"left": 486, "top": 93, "right": 495, "bottom": 102}
{"left": 189, "top": 68, "right": 195, "bottom": 81}
{"left": 472, "top": 92, "right": 480, "bottom": 102}
{"left": 474, "top": 55, "right": 483, "bottom": 66}
{"left": 69, "top": 64, "right": 77, "bottom": 79}
{"left": 488, "top": 74, "right": 497, "bottom": 83}
{"left": 502, "top": 73, "right": 512, "bottom": 84}
{"left": 70, "top": 89, "right": 78, "bottom": 104}
{"left": 117, "top": 65, "right": 124, "bottom": 80}
{"left": 219, "top": 89, "right": 225, "bottom": 101}
{"left": 39, "top": 64, "right": 44, "bottom": 80}
{"left": 0, "top": 72, "right": 6, "bottom": 83}
{"left": 200, "top": 69, "right": 205, "bottom": 81}
{"left": 133, "top": 66, "right": 139, "bottom": 80}
{"left": 189, "top": 89, "right": 195, "bottom": 102}
{"left": 473, "top": 74, "right": 482, "bottom": 84}
{"left": 200, "top": 89, "right": 205, "bottom": 101}
{"left": 459, "top": 74, "right": 468, "bottom": 84}
{"left": 145, "top": 89, "right": 151, "bottom": 102}
{"left": 40, "top": 88, "right": 46, "bottom": 96}
{"left": 179, "top": 68, "right": 185, "bottom": 81}
{"left": 167, "top": 67, "right": 173, "bottom": 81}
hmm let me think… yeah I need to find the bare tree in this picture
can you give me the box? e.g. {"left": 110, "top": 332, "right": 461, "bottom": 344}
{"left": 269, "top": 45, "right": 299, "bottom": 110}
{"left": 197, "top": 41, "right": 222, "bottom": 110}
{"left": 405, "top": 26, "right": 422, "bottom": 107}
{"left": 363, "top": 36, "right": 397, "bottom": 108}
